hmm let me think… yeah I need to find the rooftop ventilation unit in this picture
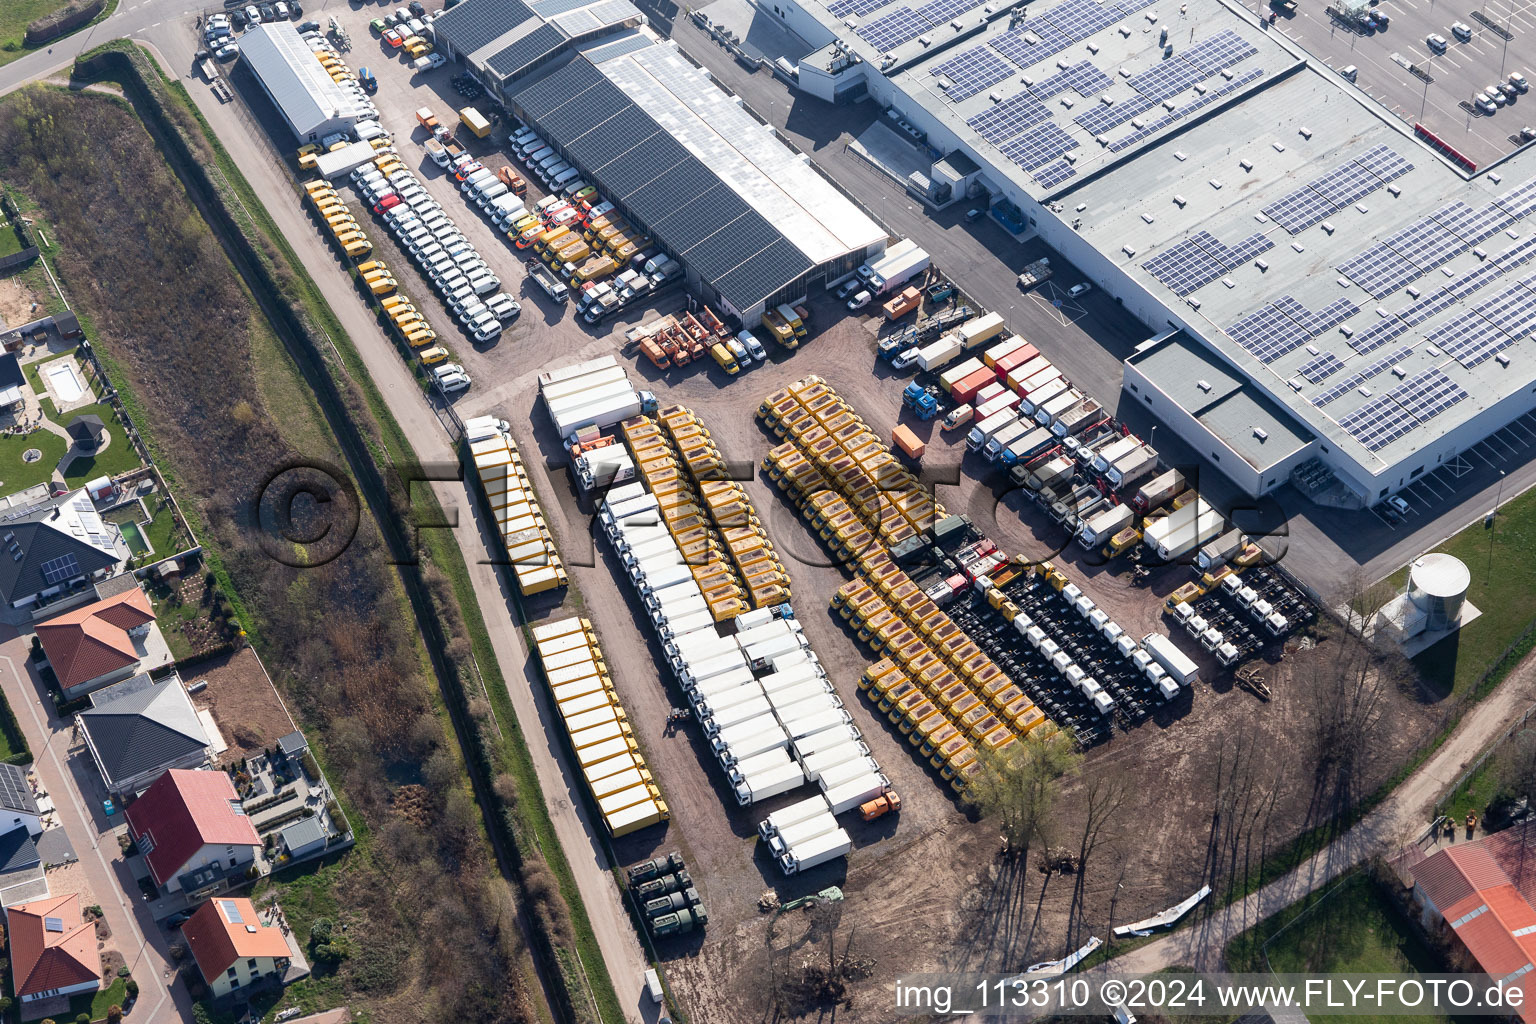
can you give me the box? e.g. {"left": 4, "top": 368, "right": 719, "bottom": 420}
{"left": 1299, "top": 126, "right": 1312, "bottom": 138}
{"left": 919, "top": 34, "right": 933, "bottom": 45}
{"left": 1306, "top": 344, "right": 1320, "bottom": 356}
{"left": 1407, "top": 286, "right": 1420, "bottom": 297}
{"left": 1210, "top": 179, "right": 1223, "bottom": 189}
{"left": 1173, "top": 194, "right": 1187, "bottom": 207}
{"left": 1392, "top": 366, "right": 1407, "bottom": 378}
{"left": 1239, "top": 158, "right": 1252, "bottom": 171}
{"left": 1498, "top": 352, "right": 1511, "bottom": 366}
{"left": 1273, "top": 142, "right": 1286, "bottom": 152}
{"left": 1123, "top": 245, "right": 1137, "bottom": 256}
{"left": 1255, "top": 258, "right": 1269, "bottom": 270}
{"left": 1187, "top": 297, "right": 1201, "bottom": 310}
{"left": 1387, "top": 184, "right": 1402, "bottom": 196}
{"left": 1358, "top": 386, "right": 1372, "bottom": 397}
{"left": 1253, "top": 428, "right": 1269, "bottom": 440}
{"left": 1197, "top": 380, "right": 1212, "bottom": 392}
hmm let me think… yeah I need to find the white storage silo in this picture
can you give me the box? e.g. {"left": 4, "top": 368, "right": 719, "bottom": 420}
{"left": 1407, "top": 553, "right": 1470, "bottom": 632}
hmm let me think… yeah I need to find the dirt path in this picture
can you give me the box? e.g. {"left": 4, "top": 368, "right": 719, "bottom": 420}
{"left": 1097, "top": 652, "right": 1536, "bottom": 974}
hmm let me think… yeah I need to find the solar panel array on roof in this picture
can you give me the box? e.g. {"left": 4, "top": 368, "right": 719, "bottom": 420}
{"left": 1295, "top": 351, "right": 1344, "bottom": 384}
{"left": 1310, "top": 345, "right": 1414, "bottom": 406}
{"left": 1030, "top": 60, "right": 1112, "bottom": 101}
{"left": 0, "top": 764, "right": 34, "bottom": 816}
{"left": 1142, "top": 230, "right": 1273, "bottom": 296}
{"left": 967, "top": 90, "right": 1054, "bottom": 143}
{"left": 433, "top": 0, "right": 539, "bottom": 57}
{"left": 1106, "top": 67, "right": 1264, "bottom": 151}
{"left": 1033, "top": 158, "right": 1077, "bottom": 188}
{"left": 1000, "top": 120, "right": 1078, "bottom": 172}
{"left": 486, "top": 23, "right": 566, "bottom": 77}
{"left": 828, "top": 0, "right": 887, "bottom": 17}
{"left": 1495, "top": 175, "right": 1536, "bottom": 219}
{"left": 1336, "top": 393, "right": 1424, "bottom": 452}
{"left": 917, "top": 0, "right": 984, "bottom": 24}
{"left": 1227, "top": 293, "right": 1360, "bottom": 362}
{"left": 577, "top": 29, "right": 653, "bottom": 62}
{"left": 987, "top": 0, "right": 1151, "bottom": 71}
{"left": 857, "top": 6, "right": 929, "bottom": 50}
{"left": 1261, "top": 144, "right": 1413, "bottom": 234}
{"left": 511, "top": 58, "right": 812, "bottom": 312}
{"left": 931, "top": 46, "right": 1015, "bottom": 101}
{"left": 530, "top": 0, "right": 592, "bottom": 16}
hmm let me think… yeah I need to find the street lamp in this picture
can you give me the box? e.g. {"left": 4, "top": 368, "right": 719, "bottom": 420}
{"left": 1486, "top": 469, "right": 1506, "bottom": 582}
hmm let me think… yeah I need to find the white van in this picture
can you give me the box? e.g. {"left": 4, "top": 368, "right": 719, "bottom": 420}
{"left": 468, "top": 271, "right": 499, "bottom": 295}
{"left": 551, "top": 167, "right": 580, "bottom": 189}
{"left": 524, "top": 145, "right": 554, "bottom": 166}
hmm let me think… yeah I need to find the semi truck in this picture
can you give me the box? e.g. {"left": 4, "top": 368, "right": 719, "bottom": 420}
{"left": 1133, "top": 469, "right": 1185, "bottom": 512}
{"left": 1142, "top": 632, "right": 1199, "bottom": 686}
{"left": 766, "top": 812, "right": 838, "bottom": 857}
{"left": 1051, "top": 397, "right": 1105, "bottom": 438}
{"left": 628, "top": 851, "right": 685, "bottom": 885}
{"left": 650, "top": 906, "right": 707, "bottom": 937}
{"left": 1034, "top": 388, "right": 1084, "bottom": 428}
{"left": 527, "top": 260, "right": 569, "bottom": 302}
{"left": 1090, "top": 436, "right": 1141, "bottom": 475}
{"left": 1195, "top": 529, "right": 1246, "bottom": 572}
{"left": 825, "top": 773, "right": 891, "bottom": 815}
{"left": 997, "top": 426, "right": 1056, "bottom": 467}
{"left": 733, "top": 760, "right": 807, "bottom": 805}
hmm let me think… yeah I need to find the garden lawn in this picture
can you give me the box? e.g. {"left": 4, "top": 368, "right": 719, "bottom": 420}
{"left": 61, "top": 401, "right": 143, "bottom": 482}
{"left": 1383, "top": 483, "right": 1536, "bottom": 697}
{"left": 1229, "top": 872, "right": 1468, "bottom": 1024}
{"left": 0, "top": 427, "right": 65, "bottom": 492}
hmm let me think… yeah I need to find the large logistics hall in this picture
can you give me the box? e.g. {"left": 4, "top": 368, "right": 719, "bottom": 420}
{"left": 431, "top": 1, "right": 886, "bottom": 323}
{"left": 239, "top": 22, "right": 367, "bottom": 142}
{"left": 751, "top": 0, "right": 1536, "bottom": 506}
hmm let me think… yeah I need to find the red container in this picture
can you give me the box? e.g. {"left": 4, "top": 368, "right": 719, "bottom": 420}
{"left": 951, "top": 367, "right": 997, "bottom": 406}
{"left": 993, "top": 344, "right": 1041, "bottom": 378}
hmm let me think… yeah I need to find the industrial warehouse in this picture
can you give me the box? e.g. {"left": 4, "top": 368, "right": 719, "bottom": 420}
{"left": 430, "top": 0, "right": 887, "bottom": 321}
{"left": 749, "top": 0, "right": 1536, "bottom": 505}
{"left": 239, "top": 22, "right": 370, "bottom": 141}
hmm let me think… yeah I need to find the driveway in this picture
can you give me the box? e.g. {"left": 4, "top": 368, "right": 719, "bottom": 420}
{"left": 0, "top": 629, "right": 189, "bottom": 1024}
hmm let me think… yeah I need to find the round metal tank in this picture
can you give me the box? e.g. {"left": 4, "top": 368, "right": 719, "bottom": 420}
{"left": 1408, "top": 553, "right": 1470, "bottom": 632}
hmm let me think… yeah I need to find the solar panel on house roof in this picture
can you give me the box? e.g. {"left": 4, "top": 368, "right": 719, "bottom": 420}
{"left": 0, "top": 766, "right": 32, "bottom": 816}
{"left": 1033, "top": 158, "right": 1077, "bottom": 188}
{"left": 857, "top": 6, "right": 930, "bottom": 50}
{"left": 932, "top": 46, "right": 1015, "bottom": 101}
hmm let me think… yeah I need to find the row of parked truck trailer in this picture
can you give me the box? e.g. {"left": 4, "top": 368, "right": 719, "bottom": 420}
{"left": 531, "top": 616, "right": 669, "bottom": 837}
{"left": 466, "top": 416, "right": 567, "bottom": 596}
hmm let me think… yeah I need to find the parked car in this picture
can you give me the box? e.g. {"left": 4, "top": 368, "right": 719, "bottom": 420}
{"left": 1476, "top": 92, "right": 1498, "bottom": 114}
{"left": 246, "top": 4, "right": 260, "bottom": 23}
{"left": 1451, "top": 21, "right": 1473, "bottom": 40}
{"left": 846, "top": 290, "right": 873, "bottom": 311}
{"left": 738, "top": 330, "right": 767, "bottom": 362}
{"left": 834, "top": 278, "right": 861, "bottom": 300}
{"left": 412, "top": 53, "right": 446, "bottom": 72}
{"left": 215, "top": 42, "right": 240, "bottom": 60}
{"left": 437, "top": 370, "right": 472, "bottom": 392}
{"left": 1068, "top": 281, "right": 1093, "bottom": 298}
{"left": 1426, "top": 32, "right": 1447, "bottom": 52}
{"left": 297, "top": 19, "right": 320, "bottom": 31}
{"left": 1511, "top": 71, "right": 1530, "bottom": 93}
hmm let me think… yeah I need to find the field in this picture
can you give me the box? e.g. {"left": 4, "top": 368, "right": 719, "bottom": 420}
{"left": 0, "top": 0, "right": 118, "bottom": 70}
{"left": 1227, "top": 871, "right": 1463, "bottom": 1024}
{"left": 0, "top": 72, "right": 543, "bottom": 1024}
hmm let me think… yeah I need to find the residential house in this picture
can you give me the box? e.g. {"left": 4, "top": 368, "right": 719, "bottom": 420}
{"left": 0, "top": 827, "right": 46, "bottom": 908}
{"left": 0, "top": 762, "right": 42, "bottom": 838}
{"left": 5, "top": 893, "right": 99, "bottom": 1006}
{"left": 1409, "top": 838, "right": 1536, "bottom": 1018}
{"left": 181, "top": 897, "right": 291, "bottom": 1000}
{"left": 124, "top": 769, "right": 261, "bottom": 897}
{"left": 76, "top": 672, "right": 210, "bottom": 798}
{"left": 0, "top": 489, "right": 124, "bottom": 609}
{"left": 37, "top": 583, "right": 160, "bottom": 698}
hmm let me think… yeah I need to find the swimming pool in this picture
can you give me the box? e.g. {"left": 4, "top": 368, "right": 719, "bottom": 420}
{"left": 45, "top": 362, "right": 87, "bottom": 403}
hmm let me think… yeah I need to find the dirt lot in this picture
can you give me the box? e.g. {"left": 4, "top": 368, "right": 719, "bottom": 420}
{"left": 0, "top": 272, "right": 45, "bottom": 329}
{"left": 258, "top": 13, "right": 1452, "bottom": 1019}
{"left": 187, "top": 647, "right": 298, "bottom": 765}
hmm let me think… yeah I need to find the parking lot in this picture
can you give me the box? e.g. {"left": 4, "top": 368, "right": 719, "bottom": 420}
{"left": 1270, "top": 0, "right": 1535, "bottom": 167}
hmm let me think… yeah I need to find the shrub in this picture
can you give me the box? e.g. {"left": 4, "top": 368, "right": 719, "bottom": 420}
{"left": 77, "top": 1012, "right": 91, "bottom": 1024}
{"left": 309, "top": 917, "right": 333, "bottom": 944}
{"left": 125, "top": 978, "right": 139, "bottom": 998}
{"left": 107, "top": 1007, "right": 122, "bottom": 1023}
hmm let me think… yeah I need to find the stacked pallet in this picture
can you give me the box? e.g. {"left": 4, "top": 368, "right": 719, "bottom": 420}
{"left": 655, "top": 405, "right": 790, "bottom": 609}
{"left": 757, "top": 376, "right": 943, "bottom": 548}
{"left": 620, "top": 416, "right": 746, "bottom": 621}
{"left": 466, "top": 416, "right": 566, "bottom": 595}
{"left": 531, "top": 616, "right": 668, "bottom": 837}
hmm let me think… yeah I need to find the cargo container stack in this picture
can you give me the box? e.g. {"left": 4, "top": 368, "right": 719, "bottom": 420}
{"left": 531, "top": 616, "right": 667, "bottom": 837}
{"left": 655, "top": 405, "right": 791, "bottom": 609}
{"left": 619, "top": 415, "right": 746, "bottom": 622}
{"left": 466, "top": 416, "right": 566, "bottom": 595}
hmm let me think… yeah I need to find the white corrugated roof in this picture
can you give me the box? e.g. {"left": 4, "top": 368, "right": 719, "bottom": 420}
{"left": 591, "top": 35, "right": 886, "bottom": 267}
{"left": 240, "top": 23, "right": 361, "bottom": 137}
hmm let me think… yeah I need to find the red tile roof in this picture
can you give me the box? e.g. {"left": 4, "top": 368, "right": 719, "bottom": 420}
{"left": 36, "top": 587, "right": 154, "bottom": 690}
{"left": 5, "top": 893, "right": 98, "bottom": 998}
{"left": 182, "top": 897, "right": 290, "bottom": 982}
{"left": 124, "top": 770, "right": 260, "bottom": 887}
{"left": 1413, "top": 843, "right": 1536, "bottom": 1020}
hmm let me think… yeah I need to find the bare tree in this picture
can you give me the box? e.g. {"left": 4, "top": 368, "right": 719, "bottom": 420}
{"left": 1499, "top": 728, "right": 1536, "bottom": 805}
{"left": 1066, "top": 771, "right": 1128, "bottom": 944}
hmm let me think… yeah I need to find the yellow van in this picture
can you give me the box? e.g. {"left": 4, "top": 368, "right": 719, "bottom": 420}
{"left": 335, "top": 230, "right": 366, "bottom": 247}
{"left": 419, "top": 345, "right": 451, "bottom": 364}
{"left": 389, "top": 303, "right": 418, "bottom": 322}
{"left": 710, "top": 342, "right": 741, "bottom": 375}
{"left": 381, "top": 294, "right": 410, "bottom": 311}
{"left": 309, "top": 190, "right": 339, "bottom": 206}
{"left": 343, "top": 239, "right": 373, "bottom": 258}
{"left": 298, "top": 151, "right": 320, "bottom": 171}
{"left": 395, "top": 314, "right": 425, "bottom": 335}
{"left": 357, "top": 260, "right": 386, "bottom": 276}
{"left": 405, "top": 327, "right": 437, "bottom": 347}
{"left": 325, "top": 212, "right": 356, "bottom": 229}
{"left": 366, "top": 276, "right": 396, "bottom": 296}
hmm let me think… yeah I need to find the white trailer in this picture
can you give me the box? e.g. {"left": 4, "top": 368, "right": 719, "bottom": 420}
{"left": 1078, "top": 504, "right": 1134, "bottom": 548}
{"left": 799, "top": 742, "right": 870, "bottom": 782}
{"left": 824, "top": 773, "right": 888, "bottom": 815}
{"left": 727, "top": 746, "right": 795, "bottom": 782}
{"left": 1090, "top": 436, "right": 1140, "bottom": 474}
{"left": 679, "top": 651, "right": 751, "bottom": 689}
{"left": 698, "top": 694, "right": 773, "bottom": 732}
{"left": 792, "top": 723, "right": 865, "bottom": 758}
{"left": 766, "top": 812, "right": 839, "bottom": 857}
{"left": 1142, "top": 632, "right": 1200, "bottom": 686}
{"left": 869, "top": 247, "right": 931, "bottom": 294}
{"left": 757, "top": 792, "right": 833, "bottom": 841}
{"left": 734, "top": 761, "right": 807, "bottom": 805}
{"left": 777, "top": 827, "right": 852, "bottom": 874}
{"left": 781, "top": 708, "right": 855, "bottom": 743}
{"left": 818, "top": 756, "right": 882, "bottom": 792}
{"left": 712, "top": 719, "right": 790, "bottom": 764}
